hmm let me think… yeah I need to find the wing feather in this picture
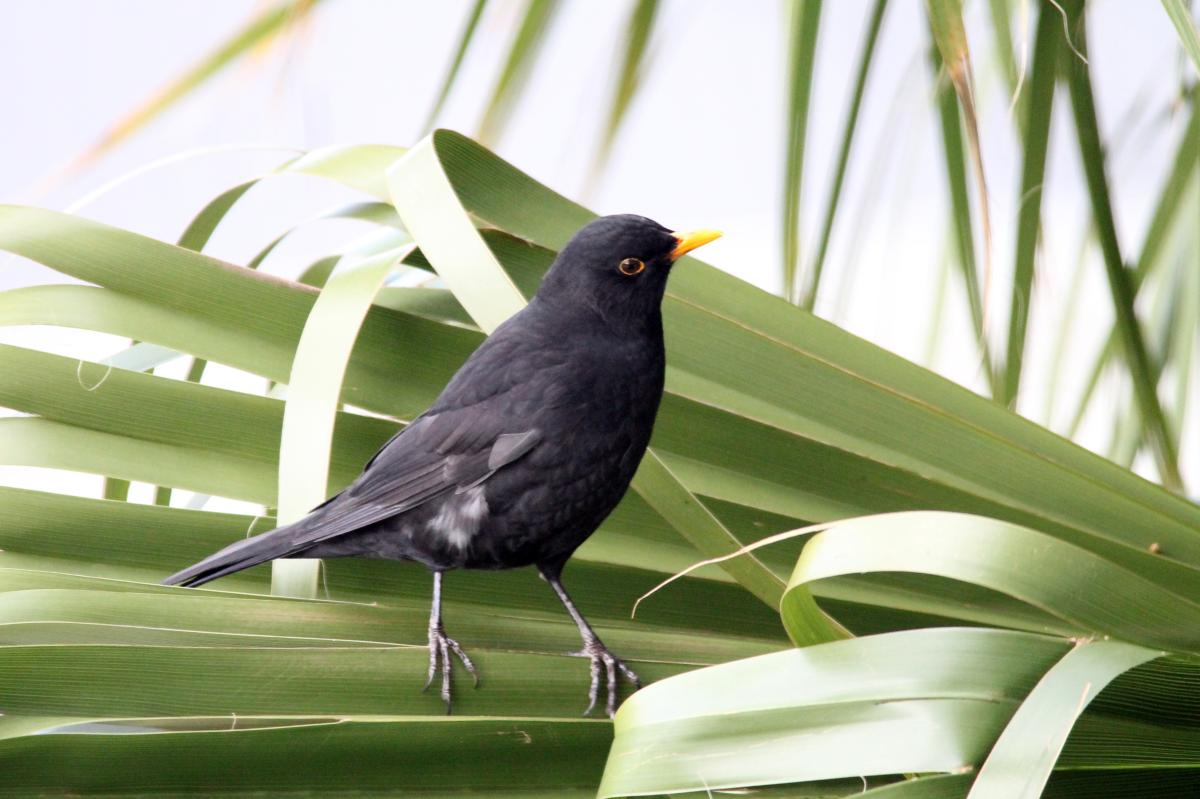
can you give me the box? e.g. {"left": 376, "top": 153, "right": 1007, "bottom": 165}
{"left": 282, "top": 412, "right": 540, "bottom": 550}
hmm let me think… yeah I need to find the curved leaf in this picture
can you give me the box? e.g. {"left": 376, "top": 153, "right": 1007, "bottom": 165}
{"left": 968, "top": 640, "right": 1161, "bottom": 798}
{"left": 273, "top": 245, "right": 411, "bottom": 597}
{"left": 599, "top": 627, "right": 1068, "bottom": 797}
{"left": 787, "top": 511, "right": 1200, "bottom": 652}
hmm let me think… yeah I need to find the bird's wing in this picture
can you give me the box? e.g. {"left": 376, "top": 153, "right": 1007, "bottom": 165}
{"left": 276, "top": 411, "right": 540, "bottom": 551}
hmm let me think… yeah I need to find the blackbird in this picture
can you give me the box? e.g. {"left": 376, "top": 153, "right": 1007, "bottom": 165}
{"left": 164, "top": 214, "right": 721, "bottom": 717}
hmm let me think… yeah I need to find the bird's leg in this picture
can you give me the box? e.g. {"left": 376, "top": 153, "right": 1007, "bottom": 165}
{"left": 539, "top": 565, "right": 641, "bottom": 718}
{"left": 423, "top": 570, "right": 478, "bottom": 713}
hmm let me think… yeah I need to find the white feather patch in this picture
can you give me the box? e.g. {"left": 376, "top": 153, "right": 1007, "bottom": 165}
{"left": 428, "top": 485, "right": 489, "bottom": 549}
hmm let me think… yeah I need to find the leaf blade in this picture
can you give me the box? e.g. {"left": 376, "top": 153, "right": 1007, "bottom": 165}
{"left": 967, "top": 640, "right": 1161, "bottom": 799}
{"left": 781, "top": 0, "right": 824, "bottom": 303}
{"left": 999, "top": 0, "right": 1060, "bottom": 405}
{"left": 1061, "top": 0, "right": 1182, "bottom": 490}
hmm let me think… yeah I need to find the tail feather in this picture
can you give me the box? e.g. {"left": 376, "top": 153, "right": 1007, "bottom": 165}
{"left": 162, "top": 522, "right": 308, "bottom": 588}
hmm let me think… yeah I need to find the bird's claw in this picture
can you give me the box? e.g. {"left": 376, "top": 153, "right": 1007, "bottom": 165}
{"left": 574, "top": 639, "right": 641, "bottom": 718}
{"left": 424, "top": 623, "right": 478, "bottom": 713}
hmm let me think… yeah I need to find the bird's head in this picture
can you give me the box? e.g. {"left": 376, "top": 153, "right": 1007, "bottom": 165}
{"left": 536, "top": 214, "right": 721, "bottom": 325}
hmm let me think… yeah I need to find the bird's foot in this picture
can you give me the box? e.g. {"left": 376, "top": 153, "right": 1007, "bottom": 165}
{"left": 574, "top": 638, "right": 641, "bottom": 718}
{"left": 424, "top": 623, "right": 478, "bottom": 713}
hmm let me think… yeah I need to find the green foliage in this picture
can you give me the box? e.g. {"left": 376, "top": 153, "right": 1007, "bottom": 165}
{"left": 4, "top": 1, "right": 1200, "bottom": 796}
{"left": 3, "top": 128, "right": 1199, "bottom": 796}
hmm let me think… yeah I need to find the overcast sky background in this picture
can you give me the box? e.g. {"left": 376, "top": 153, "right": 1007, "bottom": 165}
{"left": 1, "top": 0, "right": 1196, "bottom": 505}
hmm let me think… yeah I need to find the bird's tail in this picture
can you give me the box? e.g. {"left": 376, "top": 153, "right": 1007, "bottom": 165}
{"left": 162, "top": 521, "right": 311, "bottom": 588}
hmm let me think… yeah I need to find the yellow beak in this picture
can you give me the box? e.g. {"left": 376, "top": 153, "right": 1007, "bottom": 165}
{"left": 670, "top": 228, "right": 723, "bottom": 261}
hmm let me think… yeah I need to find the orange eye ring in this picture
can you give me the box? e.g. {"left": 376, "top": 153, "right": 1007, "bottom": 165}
{"left": 618, "top": 257, "right": 645, "bottom": 276}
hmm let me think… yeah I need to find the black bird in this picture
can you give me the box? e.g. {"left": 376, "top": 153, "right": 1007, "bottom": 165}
{"left": 163, "top": 215, "right": 721, "bottom": 717}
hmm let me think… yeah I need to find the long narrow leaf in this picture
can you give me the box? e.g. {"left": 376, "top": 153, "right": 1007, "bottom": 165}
{"left": 986, "top": 0, "right": 1019, "bottom": 101}
{"left": 1161, "top": 0, "right": 1200, "bottom": 76}
{"left": 1064, "top": 98, "right": 1199, "bottom": 437}
{"left": 999, "top": 0, "right": 1060, "bottom": 405}
{"left": 929, "top": 39, "right": 996, "bottom": 394}
{"left": 781, "top": 0, "right": 823, "bottom": 303}
{"left": 591, "top": 0, "right": 661, "bottom": 178}
{"left": 802, "top": 0, "right": 888, "bottom": 310}
{"left": 1169, "top": 187, "right": 1199, "bottom": 442}
{"left": 52, "top": 1, "right": 323, "bottom": 180}
{"left": 420, "top": 0, "right": 489, "bottom": 133}
{"left": 273, "top": 246, "right": 410, "bottom": 598}
{"left": 967, "top": 640, "right": 1160, "bottom": 798}
{"left": 927, "top": 0, "right": 995, "bottom": 371}
{"left": 476, "top": 0, "right": 561, "bottom": 145}
{"left": 1061, "top": 0, "right": 1183, "bottom": 490}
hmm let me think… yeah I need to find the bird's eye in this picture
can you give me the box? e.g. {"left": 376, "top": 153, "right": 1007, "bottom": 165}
{"left": 618, "top": 257, "right": 645, "bottom": 276}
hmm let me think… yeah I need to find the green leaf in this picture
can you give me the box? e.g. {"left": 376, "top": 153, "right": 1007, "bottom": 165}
{"left": 1063, "top": 98, "right": 1199, "bottom": 439}
{"left": 1132, "top": 100, "right": 1200, "bottom": 282}
{"left": 999, "top": 0, "right": 1060, "bottom": 405}
{"left": 592, "top": 0, "right": 661, "bottom": 178}
{"left": 420, "top": 0, "right": 489, "bottom": 134}
{"left": 802, "top": 0, "right": 888, "bottom": 311}
{"left": 928, "top": 36, "right": 996, "bottom": 394}
{"left": 1061, "top": 0, "right": 1183, "bottom": 491}
{"left": 608, "top": 510, "right": 1200, "bottom": 795}
{"left": 0, "top": 204, "right": 477, "bottom": 417}
{"left": 599, "top": 627, "right": 1069, "bottom": 797}
{"left": 1161, "top": 0, "right": 1200, "bottom": 76}
{"left": 101, "top": 477, "right": 130, "bottom": 502}
{"left": 0, "top": 416, "right": 276, "bottom": 503}
{"left": 787, "top": 512, "right": 1200, "bottom": 652}
{"left": 985, "top": 0, "right": 1020, "bottom": 104}
{"left": 273, "top": 245, "right": 411, "bottom": 598}
{"left": 177, "top": 181, "right": 259, "bottom": 252}
{"left": 163, "top": 177, "right": 270, "bottom": 501}
{"left": 781, "top": 0, "right": 824, "bottom": 303}
{"left": 246, "top": 200, "right": 403, "bottom": 273}
{"left": 62, "top": 1, "right": 325, "bottom": 176}
{"left": 476, "top": 0, "right": 562, "bottom": 146}
{"left": 0, "top": 717, "right": 611, "bottom": 796}
{"left": 926, "top": 0, "right": 995, "bottom": 395}
{"left": 1169, "top": 192, "right": 1200, "bottom": 441}
{"left": 387, "top": 140, "right": 530, "bottom": 328}
{"left": 968, "top": 640, "right": 1160, "bottom": 798}
{"left": 0, "top": 341, "right": 397, "bottom": 503}
{"left": 280, "top": 143, "right": 409, "bottom": 200}
{"left": 860, "top": 774, "right": 972, "bottom": 798}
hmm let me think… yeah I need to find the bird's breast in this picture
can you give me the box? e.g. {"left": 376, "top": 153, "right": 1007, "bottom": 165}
{"left": 458, "top": 351, "right": 663, "bottom": 569}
